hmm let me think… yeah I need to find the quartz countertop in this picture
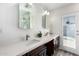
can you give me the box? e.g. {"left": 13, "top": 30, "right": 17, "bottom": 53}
{"left": 0, "top": 34, "right": 59, "bottom": 56}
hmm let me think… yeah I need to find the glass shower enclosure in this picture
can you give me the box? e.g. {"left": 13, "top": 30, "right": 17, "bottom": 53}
{"left": 63, "top": 15, "right": 76, "bottom": 49}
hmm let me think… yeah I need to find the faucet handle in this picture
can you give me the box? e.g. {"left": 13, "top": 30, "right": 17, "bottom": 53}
{"left": 26, "top": 35, "right": 30, "bottom": 37}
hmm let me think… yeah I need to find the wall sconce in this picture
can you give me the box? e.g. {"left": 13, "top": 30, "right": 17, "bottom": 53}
{"left": 42, "top": 10, "right": 50, "bottom": 15}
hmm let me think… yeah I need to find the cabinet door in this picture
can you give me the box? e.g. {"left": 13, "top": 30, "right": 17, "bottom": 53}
{"left": 45, "top": 40, "right": 54, "bottom": 56}
{"left": 23, "top": 45, "right": 47, "bottom": 56}
{"left": 38, "top": 49, "right": 47, "bottom": 56}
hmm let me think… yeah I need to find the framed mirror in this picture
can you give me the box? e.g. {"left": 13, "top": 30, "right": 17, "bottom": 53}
{"left": 19, "top": 3, "right": 32, "bottom": 29}
{"left": 42, "top": 15, "right": 46, "bottom": 28}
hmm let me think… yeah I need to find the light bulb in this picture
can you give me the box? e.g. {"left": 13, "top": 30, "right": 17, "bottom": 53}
{"left": 47, "top": 12, "right": 50, "bottom": 15}
{"left": 42, "top": 10, "right": 47, "bottom": 15}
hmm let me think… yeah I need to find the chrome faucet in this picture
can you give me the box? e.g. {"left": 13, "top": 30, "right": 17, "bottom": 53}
{"left": 26, "top": 35, "right": 30, "bottom": 40}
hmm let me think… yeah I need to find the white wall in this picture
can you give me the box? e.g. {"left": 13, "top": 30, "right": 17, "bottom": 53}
{"left": 0, "top": 3, "right": 43, "bottom": 46}
{"left": 47, "top": 3, "right": 79, "bottom": 55}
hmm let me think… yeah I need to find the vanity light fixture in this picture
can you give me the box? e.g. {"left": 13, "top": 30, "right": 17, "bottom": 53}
{"left": 43, "top": 10, "right": 47, "bottom": 15}
{"left": 40, "top": 7, "right": 50, "bottom": 15}
{"left": 46, "top": 11, "right": 50, "bottom": 15}
{"left": 42, "top": 10, "right": 50, "bottom": 15}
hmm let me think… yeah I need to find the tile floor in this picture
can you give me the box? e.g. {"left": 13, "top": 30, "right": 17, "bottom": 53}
{"left": 53, "top": 49, "right": 78, "bottom": 56}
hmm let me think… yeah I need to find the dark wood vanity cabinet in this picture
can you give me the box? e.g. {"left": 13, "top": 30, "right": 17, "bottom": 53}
{"left": 22, "top": 36, "right": 60, "bottom": 56}
{"left": 23, "top": 45, "right": 47, "bottom": 56}
{"left": 23, "top": 40, "right": 54, "bottom": 56}
{"left": 45, "top": 36, "right": 60, "bottom": 56}
{"left": 45, "top": 40, "right": 54, "bottom": 56}
{"left": 46, "top": 36, "right": 60, "bottom": 56}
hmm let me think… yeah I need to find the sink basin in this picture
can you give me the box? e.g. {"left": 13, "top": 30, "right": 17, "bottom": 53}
{"left": 25, "top": 39, "right": 40, "bottom": 46}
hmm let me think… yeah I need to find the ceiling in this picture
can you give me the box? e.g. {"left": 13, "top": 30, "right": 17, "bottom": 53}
{"left": 34, "top": 3, "right": 71, "bottom": 11}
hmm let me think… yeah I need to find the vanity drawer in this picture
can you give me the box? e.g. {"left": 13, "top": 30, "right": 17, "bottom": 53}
{"left": 23, "top": 45, "right": 47, "bottom": 56}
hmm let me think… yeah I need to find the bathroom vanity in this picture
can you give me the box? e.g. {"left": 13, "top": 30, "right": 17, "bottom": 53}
{"left": 23, "top": 40, "right": 54, "bottom": 56}
{"left": 0, "top": 34, "right": 59, "bottom": 56}
{"left": 22, "top": 35, "right": 60, "bottom": 56}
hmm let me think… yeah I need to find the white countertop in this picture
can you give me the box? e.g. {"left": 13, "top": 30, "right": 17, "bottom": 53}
{"left": 0, "top": 34, "right": 59, "bottom": 56}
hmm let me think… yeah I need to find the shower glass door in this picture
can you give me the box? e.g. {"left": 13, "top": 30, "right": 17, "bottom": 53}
{"left": 63, "top": 16, "right": 76, "bottom": 39}
{"left": 63, "top": 15, "right": 76, "bottom": 49}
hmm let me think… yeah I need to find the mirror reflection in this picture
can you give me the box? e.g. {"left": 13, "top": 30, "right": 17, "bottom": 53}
{"left": 19, "top": 3, "right": 32, "bottom": 29}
